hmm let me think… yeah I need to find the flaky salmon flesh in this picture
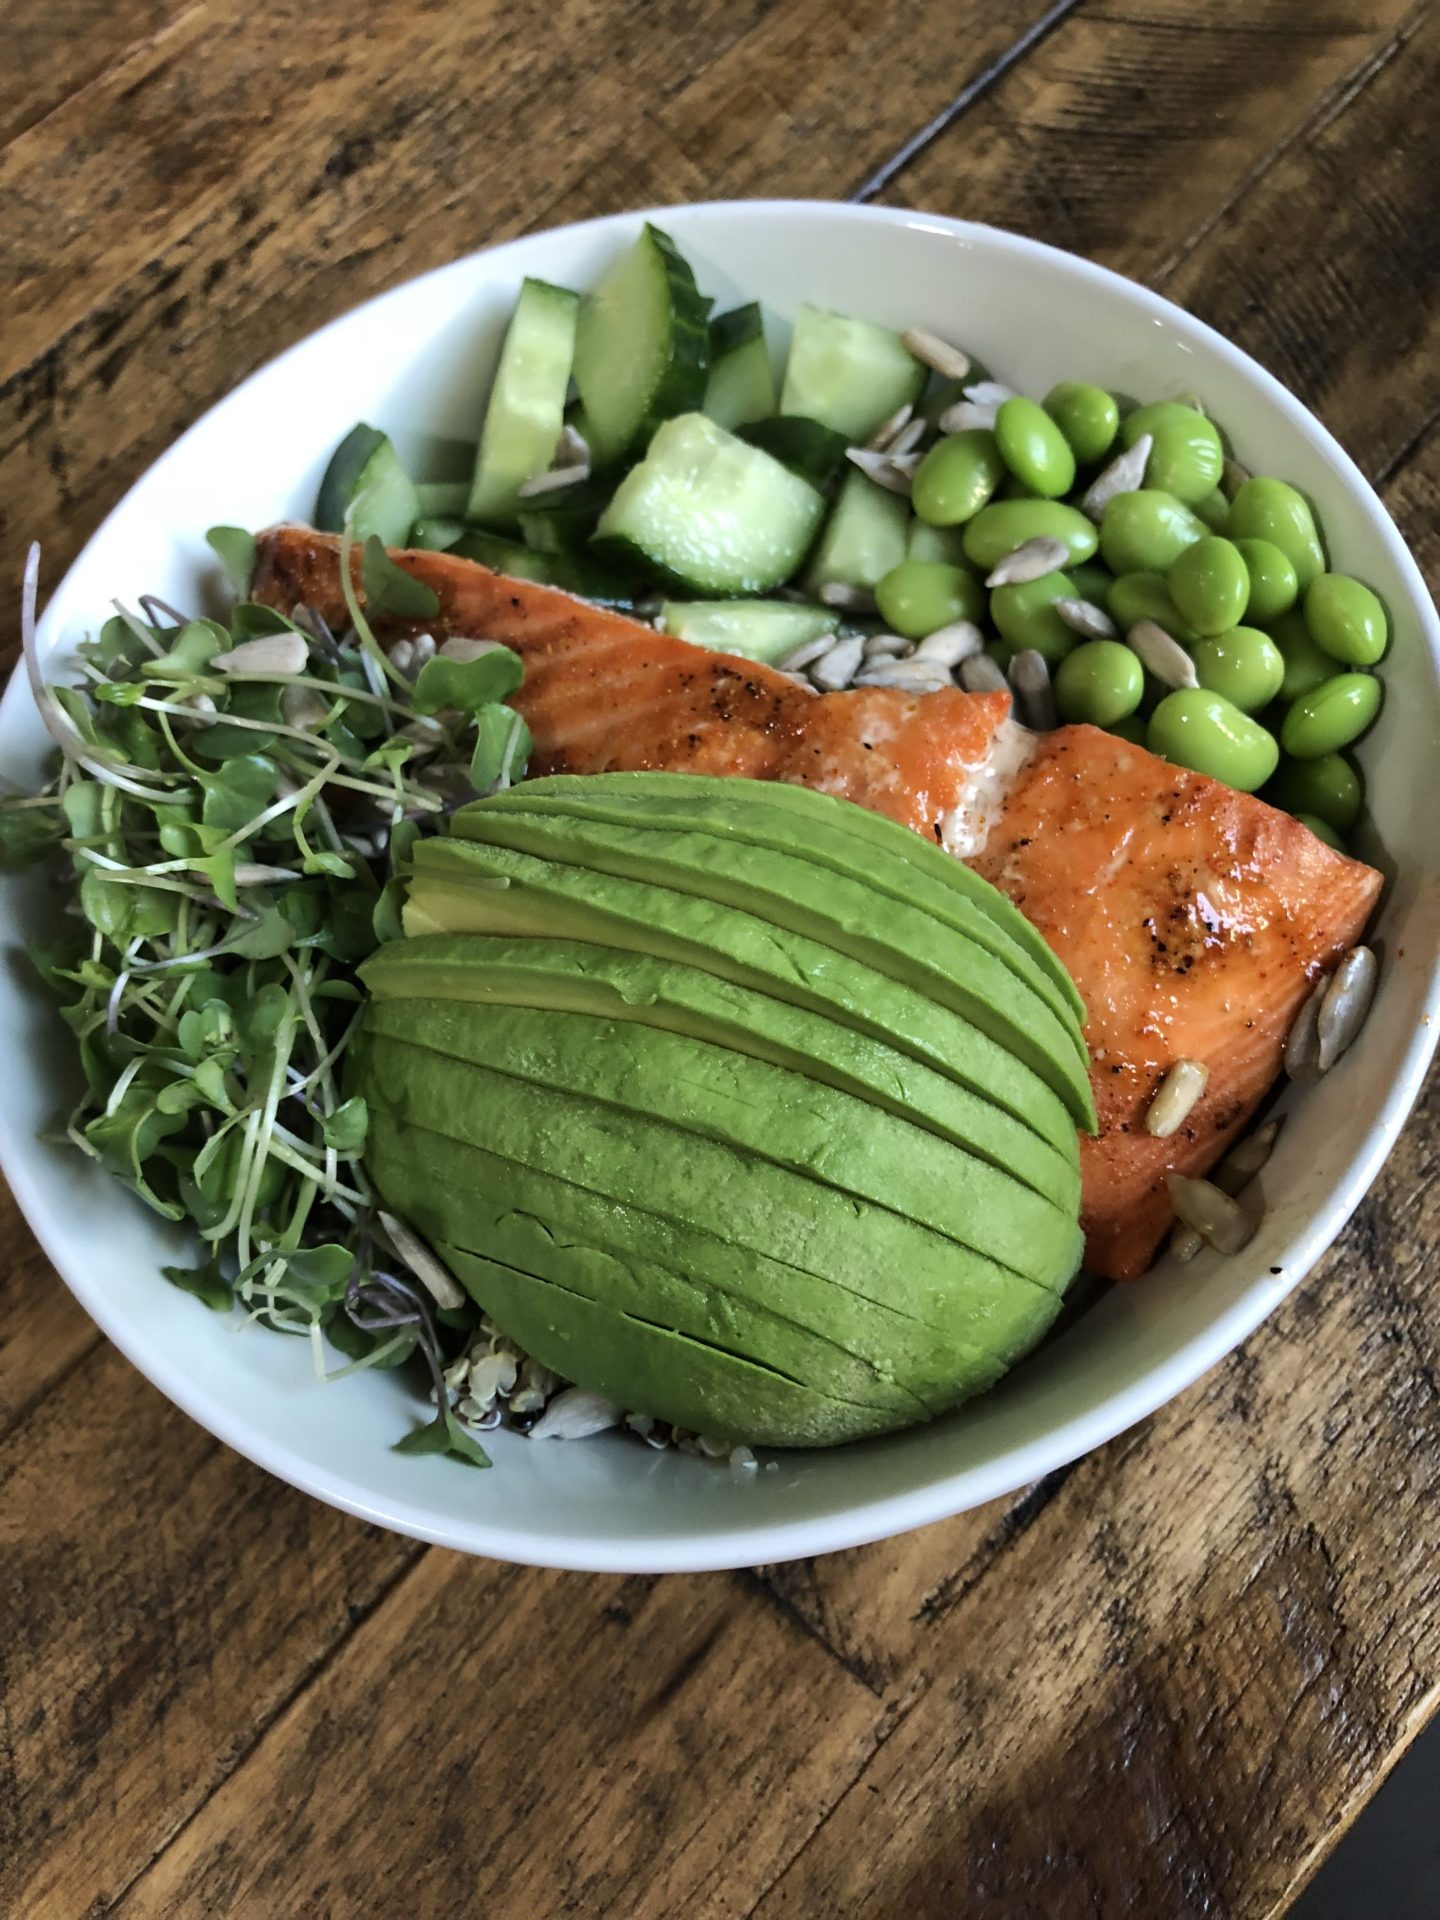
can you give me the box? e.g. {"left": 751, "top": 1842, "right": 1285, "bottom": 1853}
{"left": 253, "top": 528, "right": 1382, "bottom": 1280}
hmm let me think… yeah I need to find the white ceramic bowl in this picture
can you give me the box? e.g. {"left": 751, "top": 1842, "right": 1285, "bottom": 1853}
{"left": 3, "top": 203, "right": 1437, "bottom": 1572}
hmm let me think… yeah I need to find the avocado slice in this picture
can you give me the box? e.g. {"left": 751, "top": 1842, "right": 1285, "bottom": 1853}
{"left": 512, "top": 771, "right": 1087, "bottom": 1027}
{"left": 356, "top": 1033, "right": 1082, "bottom": 1329}
{"left": 363, "top": 1000, "right": 1075, "bottom": 1284}
{"left": 435, "top": 1243, "right": 915, "bottom": 1447}
{"left": 365, "top": 1114, "right": 1060, "bottom": 1408}
{"left": 443, "top": 805, "right": 1095, "bottom": 1129}
{"left": 361, "top": 934, "right": 1079, "bottom": 1209}
{"left": 482, "top": 772, "right": 1086, "bottom": 1036}
{"left": 405, "top": 837, "right": 1079, "bottom": 1158}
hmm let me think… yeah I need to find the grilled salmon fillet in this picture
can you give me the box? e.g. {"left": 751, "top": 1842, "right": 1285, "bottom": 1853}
{"left": 253, "top": 526, "right": 1383, "bottom": 1279}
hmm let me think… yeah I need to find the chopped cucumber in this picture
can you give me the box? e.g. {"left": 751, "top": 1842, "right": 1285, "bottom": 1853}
{"left": 703, "top": 304, "right": 776, "bottom": 431}
{"left": 410, "top": 515, "right": 466, "bottom": 551}
{"left": 573, "top": 224, "right": 711, "bottom": 466}
{"left": 315, "top": 424, "right": 420, "bottom": 544}
{"left": 517, "top": 473, "right": 613, "bottom": 556}
{"left": 416, "top": 481, "right": 471, "bottom": 517}
{"left": 739, "top": 416, "right": 850, "bottom": 490}
{"left": 804, "top": 468, "right": 910, "bottom": 594}
{"left": 659, "top": 600, "right": 837, "bottom": 663}
{"left": 468, "top": 278, "right": 580, "bottom": 525}
{"left": 450, "top": 529, "right": 635, "bottom": 607}
{"left": 594, "top": 414, "right": 825, "bottom": 595}
{"left": 780, "top": 306, "right": 926, "bottom": 443}
{"left": 907, "top": 518, "right": 973, "bottom": 568}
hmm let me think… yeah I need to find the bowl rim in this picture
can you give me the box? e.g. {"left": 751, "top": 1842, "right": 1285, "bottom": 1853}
{"left": 4, "top": 197, "right": 1438, "bottom": 1573}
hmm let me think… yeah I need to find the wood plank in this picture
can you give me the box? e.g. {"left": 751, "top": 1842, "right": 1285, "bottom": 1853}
{"left": 0, "top": 0, "right": 1064, "bottom": 648}
{"left": 112, "top": 1556, "right": 892, "bottom": 1918}
{"left": 0, "top": 1339, "right": 422, "bottom": 1918}
{"left": 0, "top": 1188, "right": 98, "bottom": 1443}
{"left": 0, "top": 0, "right": 189, "bottom": 148}
{"left": 748, "top": 1061, "right": 1440, "bottom": 1920}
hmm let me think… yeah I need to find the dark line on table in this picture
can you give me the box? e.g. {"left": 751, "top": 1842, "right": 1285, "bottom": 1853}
{"left": 741, "top": 1567, "right": 886, "bottom": 1698}
{"left": 912, "top": 1459, "right": 1081, "bottom": 1626}
{"left": 0, "top": 1329, "right": 103, "bottom": 1453}
{"left": 1373, "top": 392, "right": 1440, "bottom": 493}
{"left": 849, "top": 0, "right": 1086, "bottom": 203}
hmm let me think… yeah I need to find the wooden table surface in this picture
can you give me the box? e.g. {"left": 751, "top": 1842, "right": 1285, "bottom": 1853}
{"left": 3, "top": 3, "right": 1439, "bottom": 1914}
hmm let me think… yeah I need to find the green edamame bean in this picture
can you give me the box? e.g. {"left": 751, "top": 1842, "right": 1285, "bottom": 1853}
{"left": 962, "top": 500, "right": 1099, "bottom": 572}
{"left": 1192, "top": 627, "right": 1284, "bottom": 714}
{"left": 1168, "top": 536, "right": 1251, "bottom": 638}
{"left": 997, "top": 473, "right": 1043, "bottom": 500}
{"left": 906, "top": 519, "right": 973, "bottom": 568}
{"left": 1280, "top": 672, "right": 1382, "bottom": 759}
{"left": 1054, "top": 641, "right": 1145, "bottom": 725}
{"left": 990, "top": 571, "right": 1078, "bottom": 666}
{"left": 875, "top": 560, "right": 985, "bottom": 639}
{"left": 1263, "top": 751, "right": 1363, "bottom": 832}
{"left": 1121, "top": 402, "right": 1225, "bottom": 504}
{"left": 1043, "top": 381, "right": 1120, "bottom": 466}
{"left": 1099, "top": 490, "right": 1209, "bottom": 577}
{"left": 1193, "top": 488, "right": 1231, "bottom": 534}
{"left": 1107, "top": 713, "right": 1150, "bottom": 746}
{"left": 995, "top": 397, "right": 1076, "bottom": 499}
{"left": 1227, "top": 477, "right": 1326, "bottom": 588}
{"left": 912, "top": 429, "right": 1006, "bottom": 526}
{"left": 1234, "top": 537, "right": 1298, "bottom": 623}
{"left": 1067, "top": 561, "right": 1115, "bottom": 606}
{"left": 1147, "top": 688, "right": 1279, "bottom": 792}
{"left": 1106, "top": 571, "right": 1200, "bottom": 645}
{"left": 1303, "top": 573, "right": 1388, "bottom": 666}
{"left": 1295, "top": 812, "right": 1346, "bottom": 852}
{"left": 1269, "top": 607, "right": 1336, "bottom": 701}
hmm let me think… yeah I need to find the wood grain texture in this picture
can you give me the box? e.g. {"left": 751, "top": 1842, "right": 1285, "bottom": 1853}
{"left": 1, "top": 0, "right": 1438, "bottom": 1914}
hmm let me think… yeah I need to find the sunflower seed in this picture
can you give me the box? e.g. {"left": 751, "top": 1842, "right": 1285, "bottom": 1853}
{"left": 1081, "top": 433, "right": 1153, "bottom": 521}
{"left": 213, "top": 633, "right": 309, "bottom": 676}
{"left": 1317, "top": 945, "right": 1378, "bottom": 1071}
{"left": 729, "top": 1444, "right": 759, "bottom": 1472}
{"left": 176, "top": 691, "right": 216, "bottom": 725}
{"left": 1221, "top": 456, "right": 1252, "bottom": 500}
{"left": 845, "top": 448, "right": 915, "bottom": 496}
{"left": 697, "top": 1432, "right": 730, "bottom": 1458}
{"left": 866, "top": 402, "right": 914, "bottom": 452}
{"left": 1170, "top": 1224, "right": 1205, "bottom": 1262}
{"left": 1127, "top": 619, "right": 1199, "bottom": 689}
{"left": 387, "top": 638, "right": 415, "bottom": 675}
{"left": 776, "top": 669, "right": 819, "bottom": 691}
{"left": 862, "top": 631, "right": 912, "bottom": 660}
{"left": 625, "top": 1412, "right": 656, "bottom": 1438}
{"left": 1008, "top": 649, "right": 1058, "bottom": 730}
{"left": 959, "top": 652, "right": 1009, "bottom": 694}
{"left": 528, "top": 1386, "right": 622, "bottom": 1440}
{"left": 810, "top": 634, "right": 866, "bottom": 691}
{"left": 964, "top": 379, "right": 1019, "bottom": 409}
{"left": 439, "top": 635, "right": 504, "bottom": 663}
{"left": 1166, "top": 1173, "right": 1258, "bottom": 1255}
{"left": 553, "top": 422, "right": 591, "bottom": 469}
{"left": 887, "top": 415, "right": 928, "bottom": 460}
{"left": 280, "top": 684, "right": 329, "bottom": 731}
{"left": 1283, "top": 981, "right": 1326, "bottom": 1081}
{"left": 986, "top": 537, "right": 1070, "bottom": 588}
{"left": 1055, "top": 596, "right": 1118, "bottom": 640}
{"left": 1144, "top": 1058, "right": 1210, "bottom": 1137}
{"left": 914, "top": 619, "right": 985, "bottom": 667}
{"left": 378, "top": 1209, "right": 466, "bottom": 1310}
{"left": 777, "top": 632, "right": 838, "bottom": 672}
{"left": 938, "top": 398, "right": 998, "bottom": 434}
{"left": 232, "top": 862, "right": 301, "bottom": 886}
{"left": 818, "top": 582, "right": 878, "bottom": 613}
{"left": 854, "top": 660, "right": 953, "bottom": 693}
{"left": 902, "top": 329, "right": 972, "bottom": 380}
{"left": 517, "top": 461, "right": 589, "bottom": 499}
{"left": 1213, "top": 1116, "right": 1284, "bottom": 1196}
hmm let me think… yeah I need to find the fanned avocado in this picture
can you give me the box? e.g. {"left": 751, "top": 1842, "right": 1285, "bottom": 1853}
{"left": 362, "top": 934, "right": 1079, "bottom": 1208}
{"left": 405, "top": 834, "right": 1079, "bottom": 1157}
{"left": 443, "top": 805, "right": 1095, "bottom": 1129}
{"left": 364, "top": 1001, "right": 1074, "bottom": 1281}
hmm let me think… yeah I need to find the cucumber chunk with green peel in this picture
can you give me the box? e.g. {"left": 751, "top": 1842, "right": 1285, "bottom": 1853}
{"left": 409, "top": 515, "right": 465, "bottom": 552}
{"left": 658, "top": 599, "right": 837, "bottom": 662}
{"left": 739, "top": 416, "right": 851, "bottom": 490}
{"left": 315, "top": 424, "right": 420, "bottom": 544}
{"left": 704, "top": 303, "right": 776, "bottom": 431}
{"left": 803, "top": 467, "right": 910, "bottom": 594}
{"left": 466, "top": 277, "right": 580, "bottom": 525}
{"left": 593, "top": 413, "right": 825, "bottom": 594}
{"left": 448, "top": 529, "right": 636, "bottom": 606}
{"left": 572, "top": 224, "right": 711, "bottom": 466}
{"left": 415, "top": 480, "right": 471, "bottom": 518}
{"left": 779, "top": 305, "right": 926, "bottom": 442}
{"left": 516, "top": 473, "right": 612, "bottom": 555}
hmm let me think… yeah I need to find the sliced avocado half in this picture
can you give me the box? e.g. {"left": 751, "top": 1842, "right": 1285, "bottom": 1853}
{"left": 361, "top": 934, "right": 1079, "bottom": 1209}
{"left": 364, "top": 1000, "right": 1075, "bottom": 1283}
{"left": 442, "top": 805, "right": 1095, "bottom": 1130}
{"left": 405, "top": 836, "right": 1080, "bottom": 1158}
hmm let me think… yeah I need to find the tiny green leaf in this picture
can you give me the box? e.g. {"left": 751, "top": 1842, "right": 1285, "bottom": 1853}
{"left": 393, "top": 1405, "right": 492, "bottom": 1468}
{"left": 161, "top": 1257, "right": 234, "bottom": 1312}
{"left": 0, "top": 802, "right": 64, "bottom": 869}
{"left": 140, "top": 619, "right": 229, "bottom": 681}
{"left": 361, "top": 536, "right": 441, "bottom": 619}
{"left": 320, "top": 1095, "right": 368, "bottom": 1154}
{"left": 412, "top": 648, "right": 524, "bottom": 716}
{"left": 207, "top": 526, "right": 258, "bottom": 598}
{"left": 470, "top": 703, "right": 532, "bottom": 793}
